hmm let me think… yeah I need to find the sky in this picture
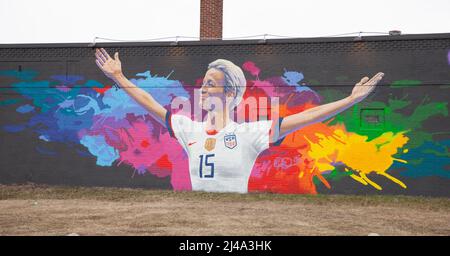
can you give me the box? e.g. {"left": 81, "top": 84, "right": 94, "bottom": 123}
{"left": 0, "top": 0, "right": 449, "bottom": 44}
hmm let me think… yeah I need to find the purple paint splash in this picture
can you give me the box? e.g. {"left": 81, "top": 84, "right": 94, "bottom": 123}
{"left": 448, "top": 50, "right": 450, "bottom": 65}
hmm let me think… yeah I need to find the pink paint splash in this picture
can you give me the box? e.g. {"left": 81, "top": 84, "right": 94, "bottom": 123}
{"left": 243, "top": 61, "right": 261, "bottom": 77}
{"left": 85, "top": 114, "right": 191, "bottom": 190}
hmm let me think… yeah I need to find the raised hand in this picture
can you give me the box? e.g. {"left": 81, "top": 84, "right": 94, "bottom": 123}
{"left": 350, "top": 72, "right": 384, "bottom": 103}
{"left": 95, "top": 48, "right": 122, "bottom": 80}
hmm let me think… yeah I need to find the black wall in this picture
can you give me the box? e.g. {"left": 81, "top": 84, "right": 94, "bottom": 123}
{"left": 1, "top": 34, "right": 449, "bottom": 196}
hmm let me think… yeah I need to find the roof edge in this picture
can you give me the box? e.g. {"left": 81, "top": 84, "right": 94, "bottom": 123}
{"left": 1, "top": 32, "right": 450, "bottom": 49}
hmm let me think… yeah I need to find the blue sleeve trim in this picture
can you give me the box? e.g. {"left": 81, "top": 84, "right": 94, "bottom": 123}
{"left": 271, "top": 117, "right": 285, "bottom": 146}
{"left": 165, "top": 111, "right": 175, "bottom": 138}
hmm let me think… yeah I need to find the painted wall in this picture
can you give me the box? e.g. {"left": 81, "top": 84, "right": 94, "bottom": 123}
{"left": 1, "top": 35, "right": 449, "bottom": 196}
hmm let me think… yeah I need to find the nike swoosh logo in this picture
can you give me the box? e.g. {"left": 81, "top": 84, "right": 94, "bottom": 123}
{"left": 188, "top": 142, "right": 197, "bottom": 146}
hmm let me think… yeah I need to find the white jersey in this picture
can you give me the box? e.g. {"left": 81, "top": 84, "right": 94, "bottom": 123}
{"left": 166, "top": 112, "right": 273, "bottom": 193}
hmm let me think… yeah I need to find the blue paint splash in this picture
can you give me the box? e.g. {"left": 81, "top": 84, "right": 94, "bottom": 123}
{"left": 3, "top": 124, "right": 26, "bottom": 132}
{"left": 132, "top": 70, "right": 190, "bottom": 106}
{"left": 16, "top": 104, "right": 35, "bottom": 113}
{"left": 80, "top": 135, "right": 120, "bottom": 166}
{"left": 282, "top": 69, "right": 320, "bottom": 101}
{"left": 39, "top": 135, "right": 50, "bottom": 142}
{"left": 0, "top": 69, "right": 190, "bottom": 167}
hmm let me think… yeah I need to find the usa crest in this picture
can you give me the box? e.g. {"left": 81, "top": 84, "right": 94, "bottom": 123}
{"left": 224, "top": 133, "right": 237, "bottom": 149}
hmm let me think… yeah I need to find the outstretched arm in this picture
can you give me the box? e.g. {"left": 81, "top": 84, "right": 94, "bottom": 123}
{"left": 95, "top": 48, "right": 167, "bottom": 125}
{"left": 277, "top": 72, "right": 384, "bottom": 139}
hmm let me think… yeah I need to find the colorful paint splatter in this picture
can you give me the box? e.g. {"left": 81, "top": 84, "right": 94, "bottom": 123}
{"left": 0, "top": 60, "right": 448, "bottom": 194}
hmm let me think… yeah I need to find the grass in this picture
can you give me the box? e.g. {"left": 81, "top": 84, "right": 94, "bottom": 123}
{"left": 1, "top": 183, "right": 449, "bottom": 211}
{"left": 1, "top": 183, "right": 449, "bottom": 235}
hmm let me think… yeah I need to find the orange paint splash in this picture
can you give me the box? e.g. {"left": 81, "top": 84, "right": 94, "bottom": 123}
{"left": 243, "top": 77, "right": 410, "bottom": 194}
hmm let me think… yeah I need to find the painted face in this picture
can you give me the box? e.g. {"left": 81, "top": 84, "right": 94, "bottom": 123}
{"left": 200, "top": 68, "right": 234, "bottom": 111}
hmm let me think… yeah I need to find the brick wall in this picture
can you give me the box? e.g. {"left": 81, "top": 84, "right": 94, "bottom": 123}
{"left": 1, "top": 34, "right": 450, "bottom": 196}
{"left": 200, "top": 0, "right": 223, "bottom": 40}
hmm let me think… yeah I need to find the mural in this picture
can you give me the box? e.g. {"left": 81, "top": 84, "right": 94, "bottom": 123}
{"left": 0, "top": 40, "right": 449, "bottom": 195}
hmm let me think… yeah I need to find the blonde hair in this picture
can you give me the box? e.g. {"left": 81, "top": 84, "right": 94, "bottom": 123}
{"left": 208, "top": 59, "right": 246, "bottom": 109}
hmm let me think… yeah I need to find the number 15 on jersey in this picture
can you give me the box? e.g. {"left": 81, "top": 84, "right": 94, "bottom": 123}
{"left": 199, "top": 154, "right": 215, "bottom": 178}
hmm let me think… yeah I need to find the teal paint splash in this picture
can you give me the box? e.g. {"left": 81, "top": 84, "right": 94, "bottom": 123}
{"left": 393, "top": 140, "right": 450, "bottom": 178}
{"left": 0, "top": 70, "right": 39, "bottom": 81}
{"left": 0, "top": 99, "right": 22, "bottom": 106}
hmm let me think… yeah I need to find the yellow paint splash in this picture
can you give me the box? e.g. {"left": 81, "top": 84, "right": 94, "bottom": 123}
{"left": 299, "top": 171, "right": 304, "bottom": 178}
{"left": 305, "top": 129, "right": 409, "bottom": 190}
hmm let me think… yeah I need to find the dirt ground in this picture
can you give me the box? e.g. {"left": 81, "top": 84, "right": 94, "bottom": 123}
{"left": 0, "top": 184, "right": 449, "bottom": 236}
